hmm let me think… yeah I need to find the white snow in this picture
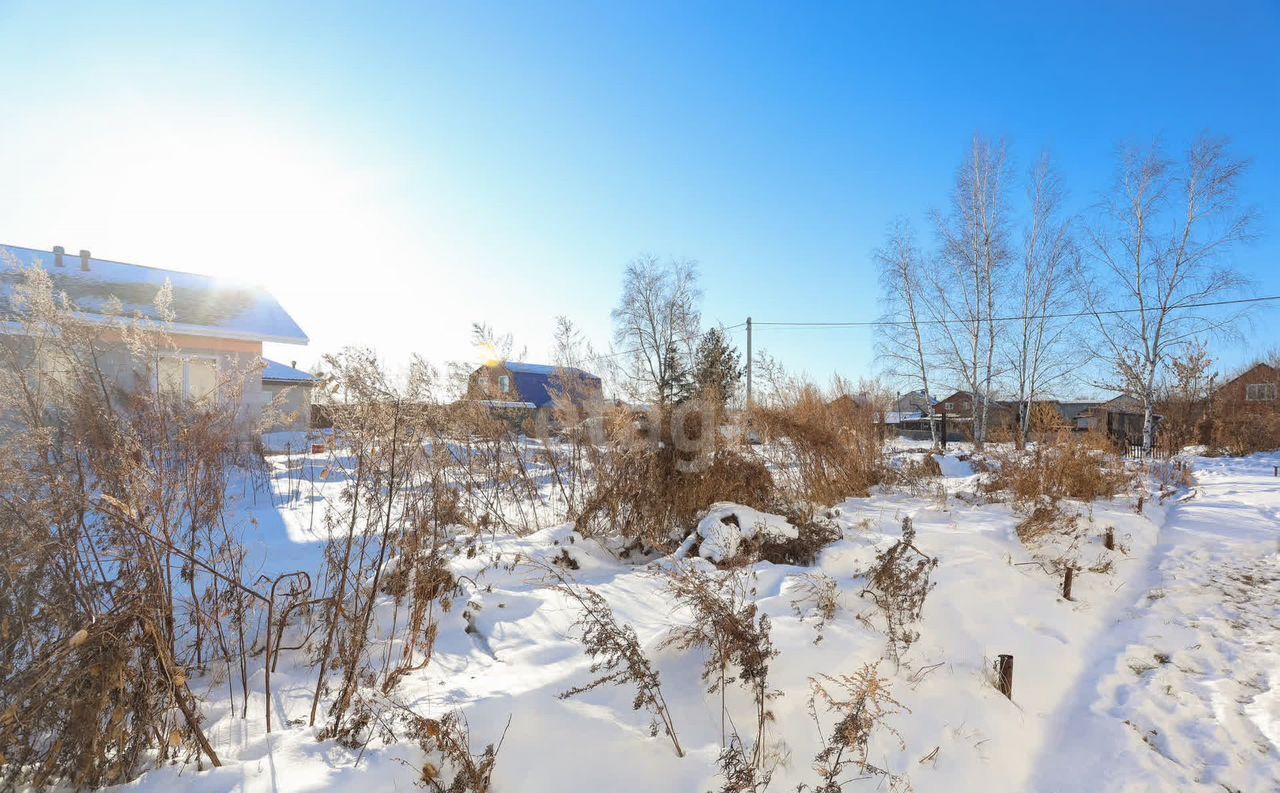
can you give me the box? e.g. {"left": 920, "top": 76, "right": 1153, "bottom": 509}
{"left": 106, "top": 445, "right": 1280, "bottom": 793}
{"left": 689, "top": 502, "right": 800, "bottom": 562}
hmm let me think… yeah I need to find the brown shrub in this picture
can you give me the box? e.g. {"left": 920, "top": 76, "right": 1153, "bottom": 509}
{"left": 753, "top": 383, "right": 885, "bottom": 504}
{"left": 1015, "top": 504, "right": 1079, "bottom": 545}
{"left": 755, "top": 510, "right": 842, "bottom": 566}
{"left": 575, "top": 408, "right": 776, "bottom": 551}
{"left": 989, "top": 436, "right": 1130, "bottom": 508}
{"left": 1210, "top": 413, "right": 1280, "bottom": 457}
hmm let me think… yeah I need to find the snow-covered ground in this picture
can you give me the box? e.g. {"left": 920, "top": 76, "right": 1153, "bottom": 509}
{"left": 118, "top": 448, "right": 1279, "bottom": 792}
{"left": 1033, "top": 452, "right": 1280, "bottom": 792}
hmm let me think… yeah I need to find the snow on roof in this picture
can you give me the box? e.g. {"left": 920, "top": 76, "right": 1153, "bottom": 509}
{"left": 0, "top": 244, "right": 308, "bottom": 344}
{"left": 476, "top": 399, "right": 537, "bottom": 409}
{"left": 262, "top": 359, "right": 315, "bottom": 384}
{"left": 883, "top": 410, "right": 925, "bottom": 424}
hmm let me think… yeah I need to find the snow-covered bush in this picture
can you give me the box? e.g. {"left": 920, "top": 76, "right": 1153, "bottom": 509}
{"left": 680, "top": 503, "right": 840, "bottom": 567}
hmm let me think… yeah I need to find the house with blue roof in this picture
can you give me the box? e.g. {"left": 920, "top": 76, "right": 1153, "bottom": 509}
{"left": 1, "top": 243, "right": 313, "bottom": 431}
{"left": 468, "top": 361, "right": 603, "bottom": 427}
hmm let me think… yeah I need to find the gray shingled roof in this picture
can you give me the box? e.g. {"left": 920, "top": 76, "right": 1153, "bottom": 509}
{"left": 0, "top": 244, "right": 308, "bottom": 344}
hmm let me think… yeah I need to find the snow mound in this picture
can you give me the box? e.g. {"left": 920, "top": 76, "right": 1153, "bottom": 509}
{"left": 691, "top": 502, "right": 799, "bottom": 562}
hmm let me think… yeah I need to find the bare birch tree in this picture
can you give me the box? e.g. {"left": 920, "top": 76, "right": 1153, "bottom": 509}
{"left": 1008, "top": 153, "right": 1081, "bottom": 445}
{"left": 609, "top": 256, "right": 702, "bottom": 405}
{"left": 1080, "top": 135, "right": 1254, "bottom": 451}
{"left": 876, "top": 219, "right": 940, "bottom": 447}
{"left": 928, "top": 135, "right": 1011, "bottom": 449}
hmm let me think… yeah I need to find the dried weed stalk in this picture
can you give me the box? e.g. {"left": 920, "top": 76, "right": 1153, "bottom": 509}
{"left": 800, "top": 663, "right": 911, "bottom": 793}
{"left": 405, "top": 708, "right": 510, "bottom": 793}
{"left": 533, "top": 559, "right": 684, "bottom": 757}
{"left": 659, "top": 564, "right": 777, "bottom": 766}
{"left": 860, "top": 518, "right": 937, "bottom": 664}
{"left": 790, "top": 572, "right": 840, "bottom": 645}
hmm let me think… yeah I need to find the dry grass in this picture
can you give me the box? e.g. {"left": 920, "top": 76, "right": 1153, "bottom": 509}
{"left": 988, "top": 435, "right": 1130, "bottom": 509}
{"left": 575, "top": 405, "right": 776, "bottom": 552}
{"left": 1015, "top": 504, "right": 1080, "bottom": 545}
{"left": 0, "top": 266, "right": 253, "bottom": 788}
{"left": 753, "top": 383, "right": 885, "bottom": 505}
{"left": 1210, "top": 413, "right": 1280, "bottom": 457}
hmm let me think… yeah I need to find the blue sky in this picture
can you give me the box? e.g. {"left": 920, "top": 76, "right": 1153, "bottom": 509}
{"left": 1, "top": 1, "right": 1277, "bottom": 390}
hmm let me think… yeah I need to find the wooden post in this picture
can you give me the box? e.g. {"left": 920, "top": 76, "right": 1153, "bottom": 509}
{"left": 1062, "top": 566, "right": 1074, "bottom": 601}
{"left": 1104, "top": 527, "right": 1115, "bottom": 551}
{"left": 995, "top": 654, "right": 1014, "bottom": 699}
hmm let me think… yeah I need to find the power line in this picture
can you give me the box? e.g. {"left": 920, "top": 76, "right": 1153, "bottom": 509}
{"left": 750, "top": 294, "right": 1280, "bottom": 329}
{"left": 596, "top": 322, "right": 748, "bottom": 361}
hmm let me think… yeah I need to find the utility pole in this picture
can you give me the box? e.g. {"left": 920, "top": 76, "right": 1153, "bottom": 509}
{"left": 745, "top": 316, "right": 753, "bottom": 412}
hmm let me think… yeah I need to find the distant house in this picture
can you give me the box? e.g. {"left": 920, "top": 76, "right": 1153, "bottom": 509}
{"left": 0, "top": 244, "right": 311, "bottom": 430}
{"left": 1214, "top": 362, "right": 1279, "bottom": 414}
{"left": 891, "top": 389, "right": 935, "bottom": 416}
{"left": 1055, "top": 400, "right": 1103, "bottom": 430}
{"left": 936, "top": 390, "right": 1017, "bottom": 435}
{"left": 261, "top": 359, "right": 316, "bottom": 431}
{"left": 467, "top": 361, "right": 603, "bottom": 427}
{"left": 1195, "top": 362, "right": 1280, "bottom": 445}
{"left": 1078, "top": 395, "right": 1149, "bottom": 444}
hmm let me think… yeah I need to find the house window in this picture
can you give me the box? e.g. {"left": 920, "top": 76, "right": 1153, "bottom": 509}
{"left": 157, "top": 355, "right": 218, "bottom": 401}
{"left": 498, "top": 375, "right": 511, "bottom": 394}
{"left": 1245, "top": 383, "right": 1277, "bottom": 402}
{"left": 944, "top": 402, "right": 953, "bottom": 411}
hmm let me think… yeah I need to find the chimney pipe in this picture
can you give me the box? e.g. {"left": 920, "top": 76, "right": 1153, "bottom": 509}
{"left": 53, "top": 245, "right": 64, "bottom": 267}
{"left": 290, "top": 360, "right": 297, "bottom": 369}
{"left": 79, "top": 250, "right": 90, "bottom": 271}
